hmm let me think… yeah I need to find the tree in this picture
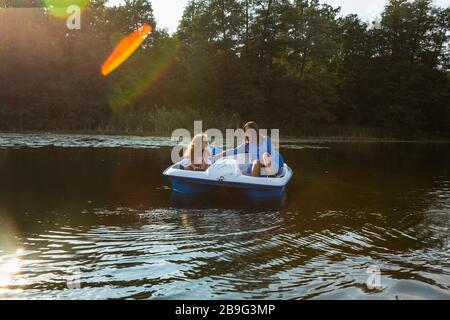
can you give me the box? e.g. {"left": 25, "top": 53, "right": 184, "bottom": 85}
{"left": 0, "top": 0, "right": 449, "bottom": 137}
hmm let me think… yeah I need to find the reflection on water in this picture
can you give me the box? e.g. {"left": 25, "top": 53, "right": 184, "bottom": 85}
{"left": 0, "top": 249, "right": 22, "bottom": 289}
{"left": 0, "top": 135, "right": 449, "bottom": 299}
{"left": 170, "top": 190, "right": 289, "bottom": 208}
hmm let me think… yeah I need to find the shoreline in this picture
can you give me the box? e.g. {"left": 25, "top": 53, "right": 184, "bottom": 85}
{"left": 1, "top": 130, "right": 450, "bottom": 144}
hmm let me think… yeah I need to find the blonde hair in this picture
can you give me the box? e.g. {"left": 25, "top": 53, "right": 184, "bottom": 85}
{"left": 184, "top": 133, "right": 210, "bottom": 163}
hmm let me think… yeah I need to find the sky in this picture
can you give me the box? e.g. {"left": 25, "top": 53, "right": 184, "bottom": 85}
{"left": 108, "top": 0, "right": 450, "bottom": 34}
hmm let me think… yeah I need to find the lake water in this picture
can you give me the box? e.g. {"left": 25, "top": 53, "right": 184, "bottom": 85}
{"left": 0, "top": 133, "right": 449, "bottom": 299}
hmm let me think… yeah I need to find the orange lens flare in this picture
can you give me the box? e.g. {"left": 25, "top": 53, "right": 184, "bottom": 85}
{"left": 101, "top": 24, "right": 152, "bottom": 76}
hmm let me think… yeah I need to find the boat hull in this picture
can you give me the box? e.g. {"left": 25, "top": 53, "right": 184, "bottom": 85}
{"left": 163, "top": 160, "right": 293, "bottom": 200}
{"left": 168, "top": 176, "right": 286, "bottom": 198}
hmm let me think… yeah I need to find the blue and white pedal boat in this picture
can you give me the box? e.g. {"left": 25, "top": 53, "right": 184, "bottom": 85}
{"left": 163, "top": 157, "right": 293, "bottom": 198}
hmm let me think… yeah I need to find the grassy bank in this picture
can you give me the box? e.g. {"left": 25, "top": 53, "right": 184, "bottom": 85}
{"left": 1, "top": 103, "right": 448, "bottom": 141}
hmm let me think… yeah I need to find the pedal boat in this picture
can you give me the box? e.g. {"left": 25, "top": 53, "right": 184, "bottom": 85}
{"left": 163, "top": 157, "right": 293, "bottom": 198}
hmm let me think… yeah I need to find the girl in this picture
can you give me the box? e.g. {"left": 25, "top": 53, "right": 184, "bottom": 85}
{"left": 181, "top": 133, "right": 212, "bottom": 171}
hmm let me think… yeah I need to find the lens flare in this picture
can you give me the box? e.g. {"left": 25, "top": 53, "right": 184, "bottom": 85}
{"left": 107, "top": 39, "right": 180, "bottom": 111}
{"left": 0, "top": 252, "right": 22, "bottom": 288}
{"left": 101, "top": 24, "right": 153, "bottom": 76}
{"left": 44, "top": 0, "right": 89, "bottom": 18}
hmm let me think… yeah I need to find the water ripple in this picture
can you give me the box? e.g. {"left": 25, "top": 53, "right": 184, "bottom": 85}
{"left": 0, "top": 205, "right": 448, "bottom": 299}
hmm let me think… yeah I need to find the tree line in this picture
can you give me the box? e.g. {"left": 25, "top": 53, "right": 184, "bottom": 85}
{"left": 0, "top": 0, "right": 449, "bottom": 138}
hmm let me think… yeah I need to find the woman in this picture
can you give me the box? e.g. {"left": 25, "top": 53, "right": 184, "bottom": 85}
{"left": 214, "top": 121, "right": 284, "bottom": 177}
{"left": 181, "top": 133, "right": 212, "bottom": 171}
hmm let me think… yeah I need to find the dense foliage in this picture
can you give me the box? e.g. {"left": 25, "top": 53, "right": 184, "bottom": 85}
{"left": 0, "top": 0, "right": 449, "bottom": 138}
